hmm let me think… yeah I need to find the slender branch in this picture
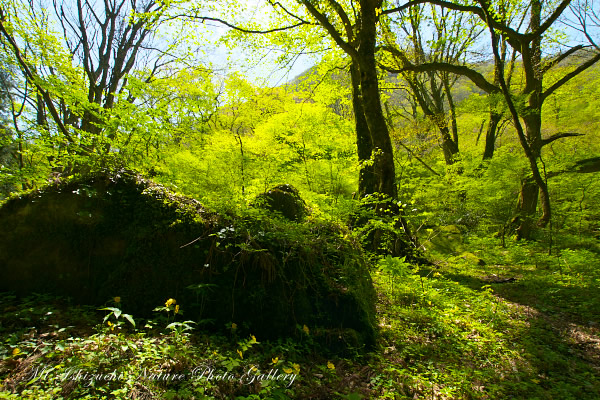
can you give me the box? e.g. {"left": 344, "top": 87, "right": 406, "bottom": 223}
{"left": 326, "top": 0, "right": 353, "bottom": 41}
{"left": 542, "top": 51, "right": 600, "bottom": 100}
{"left": 298, "top": 0, "right": 358, "bottom": 59}
{"left": 399, "top": 139, "right": 441, "bottom": 176}
{"left": 379, "top": 46, "right": 500, "bottom": 94}
{"left": 383, "top": 0, "right": 522, "bottom": 41}
{"left": 572, "top": 156, "right": 600, "bottom": 173}
{"left": 541, "top": 44, "right": 586, "bottom": 73}
{"left": 541, "top": 132, "right": 584, "bottom": 146}
{"left": 526, "top": 0, "right": 573, "bottom": 40}
{"left": 267, "top": 1, "right": 312, "bottom": 24}
{"left": 183, "top": 15, "right": 307, "bottom": 34}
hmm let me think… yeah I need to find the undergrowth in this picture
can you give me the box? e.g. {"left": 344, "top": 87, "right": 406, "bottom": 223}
{"left": 1, "top": 239, "right": 599, "bottom": 399}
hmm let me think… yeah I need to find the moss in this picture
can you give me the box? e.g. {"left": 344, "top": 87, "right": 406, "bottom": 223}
{"left": 253, "top": 184, "right": 308, "bottom": 222}
{"left": 0, "top": 170, "right": 376, "bottom": 353}
{"left": 423, "top": 225, "right": 465, "bottom": 255}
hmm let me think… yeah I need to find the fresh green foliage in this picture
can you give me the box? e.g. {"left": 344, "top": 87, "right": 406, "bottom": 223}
{"left": 100, "top": 307, "right": 136, "bottom": 330}
{"left": 1, "top": 1, "right": 599, "bottom": 398}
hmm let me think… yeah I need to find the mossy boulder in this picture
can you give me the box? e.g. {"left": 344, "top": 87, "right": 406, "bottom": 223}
{"left": 0, "top": 171, "right": 376, "bottom": 352}
{"left": 253, "top": 184, "right": 307, "bottom": 222}
{"left": 459, "top": 252, "right": 486, "bottom": 266}
{"left": 422, "top": 225, "right": 465, "bottom": 255}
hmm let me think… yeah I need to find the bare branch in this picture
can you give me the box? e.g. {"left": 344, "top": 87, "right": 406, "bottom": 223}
{"left": 541, "top": 132, "right": 584, "bottom": 146}
{"left": 267, "top": 1, "right": 313, "bottom": 25}
{"left": 298, "top": 0, "right": 358, "bottom": 59}
{"left": 379, "top": 46, "right": 500, "bottom": 93}
{"left": 566, "top": 0, "right": 600, "bottom": 49}
{"left": 542, "top": 51, "right": 600, "bottom": 100}
{"left": 541, "top": 44, "right": 586, "bottom": 72}
{"left": 572, "top": 156, "right": 600, "bottom": 173}
{"left": 398, "top": 139, "right": 442, "bottom": 176}
{"left": 182, "top": 15, "right": 307, "bottom": 34}
{"left": 383, "top": 0, "right": 522, "bottom": 41}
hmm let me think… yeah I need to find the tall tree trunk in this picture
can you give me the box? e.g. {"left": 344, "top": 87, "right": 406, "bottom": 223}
{"left": 442, "top": 76, "right": 458, "bottom": 146}
{"left": 514, "top": 176, "right": 538, "bottom": 239}
{"left": 440, "top": 124, "right": 459, "bottom": 165}
{"left": 36, "top": 92, "right": 47, "bottom": 130}
{"left": 407, "top": 78, "right": 459, "bottom": 165}
{"left": 357, "top": 2, "right": 397, "bottom": 199}
{"left": 350, "top": 62, "right": 376, "bottom": 198}
{"left": 483, "top": 111, "right": 502, "bottom": 160}
{"left": 520, "top": 110, "right": 551, "bottom": 228}
{"left": 511, "top": 0, "right": 551, "bottom": 237}
{"left": 483, "top": 38, "right": 504, "bottom": 161}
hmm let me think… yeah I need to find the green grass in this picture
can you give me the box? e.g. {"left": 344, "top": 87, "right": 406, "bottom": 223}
{"left": 1, "top": 239, "right": 599, "bottom": 399}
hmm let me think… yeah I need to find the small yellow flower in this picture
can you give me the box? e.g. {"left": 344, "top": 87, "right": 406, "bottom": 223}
{"left": 113, "top": 297, "right": 121, "bottom": 303}
{"left": 107, "top": 321, "right": 115, "bottom": 331}
{"left": 272, "top": 357, "right": 279, "bottom": 365}
{"left": 231, "top": 323, "right": 237, "bottom": 330}
{"left": 174, "top": 305, "right": 180, "bottom": 314}
{"left": 251, "top": 335, "right": 257, "bottom": 343}
{"left": 292, "top": 363, "right": 300, "bottom": 373}
{"left": 327, "top": 361, "right": 335, "bottom": 370}
{"left": 251, "top": 365, "right": 258, "bottom": 372}
{"left": 283, "top": 367, "right": 293, "bottom": 374}
{"left": 237, "top": 349, "right": 243, "bottom": 359}
{"left": 302, "top": 324, "right": 310, "bottom": 335}
{"left": 165, "top": 298, "right": 176, "bottom": 307}
{"left": 12, "top": 348, "right": 20, "bottom": 357}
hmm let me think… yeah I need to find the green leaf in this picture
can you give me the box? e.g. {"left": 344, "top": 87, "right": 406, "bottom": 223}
{"left": 123, "top": 314, "right": 135, "bottom": 327}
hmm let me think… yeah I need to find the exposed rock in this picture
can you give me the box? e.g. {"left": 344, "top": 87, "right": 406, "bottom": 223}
{"left": 254, "top": 184, "right": 307, "bottom": 222}
{"left": 0, "top": 170, "right": 376, "bottom": 352}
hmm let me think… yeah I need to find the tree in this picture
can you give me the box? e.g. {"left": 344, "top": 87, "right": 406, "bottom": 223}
{"left": 186, "top": 1, "right": 400, "bottom": 200}
{"left": 294, "top": 0, "right": 399, "bottom": 200}
{"left": 0, "top": 57, "right": 16, "bottom": 194}
{"left": 481, "top": 0, "right": 521, "bottom": 160}
{"left": 380, "top": 3, "right": 482, "bottom": 165}
{"left": 0, "top": 0, "right": 191, "bottom": 174}
{"left": 383, "top": 0, "right": 600, "bottom": 238}
{"left": 215, "top": 74, "right": 287, "bottom": 195}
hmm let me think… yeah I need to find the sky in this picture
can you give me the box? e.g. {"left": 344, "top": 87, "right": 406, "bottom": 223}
{"left": 35, "top": 0, "right": 314, "bottom": 89}
{"left": 173, "top": 0, "right": 315, "bottom": 87}
{"left": 206, "top": 38, "right": 315, "bottom": 87}
{"left": 194, "top": 2, "right": 316, "bottom": 87}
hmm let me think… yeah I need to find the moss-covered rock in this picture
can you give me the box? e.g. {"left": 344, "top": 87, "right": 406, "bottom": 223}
{"left": 422, "top": 225, "right": 465, "bottom": 255}
{"left": 253, "top": 184, "right": 307, "bottom": 222}
{"left": 459, "top": 252, "right": 486, "bottom": 266}
{"left": 0, "top": 170, "right": 376, "bottom": 352}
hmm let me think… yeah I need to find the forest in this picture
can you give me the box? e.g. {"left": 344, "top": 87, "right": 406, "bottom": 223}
{"left": 0, "top": 0, "right": 599, "bottom": 398}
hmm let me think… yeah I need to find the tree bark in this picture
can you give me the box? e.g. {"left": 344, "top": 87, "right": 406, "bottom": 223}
{"left": 483, "top": 111, "right": 502, "bottom": 160}
{"left": 514, "top": 176, "right": 538, "bottom": 239}
{"left": 357, "top": 0, "right": 397, "bottom": 199}
{"left": 350, "top": 62, "right": 376, "bottom": 198}
{"left": 512, "top": 0, "right": 551, "bottom": 235}
{"left": 406, "top": 78, "right": 459, "bottom": 165}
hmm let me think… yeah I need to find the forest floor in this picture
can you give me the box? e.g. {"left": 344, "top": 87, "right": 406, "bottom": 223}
{"left": 1, "top": 238, "right": 599, "bottom": 399}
